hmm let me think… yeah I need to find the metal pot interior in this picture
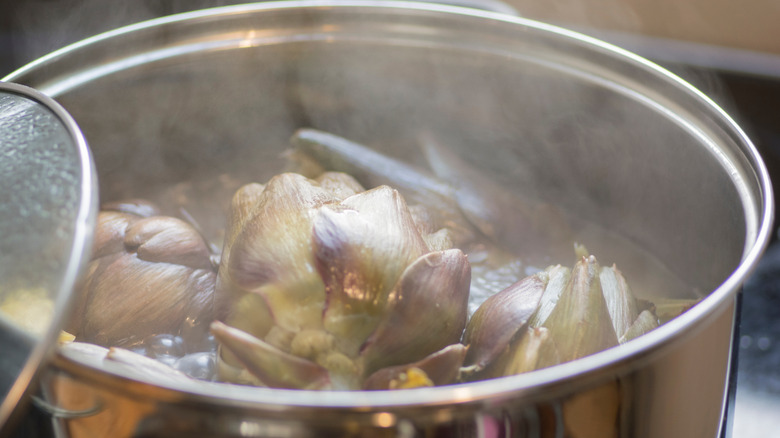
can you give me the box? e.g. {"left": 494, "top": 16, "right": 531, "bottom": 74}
{"left": 4, "top": 0, "right": 773, "bottom": 407}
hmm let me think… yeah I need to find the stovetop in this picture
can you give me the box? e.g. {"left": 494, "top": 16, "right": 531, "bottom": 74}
{"left": 1, "top": 4, "right": 780, "bottom": 437}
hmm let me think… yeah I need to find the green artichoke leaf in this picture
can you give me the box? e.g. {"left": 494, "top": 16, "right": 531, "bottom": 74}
{"left": 225, "top": 174, "right": 333, "bottom": 291}
{"left": 544, "top": 256, "right": 618, "bottom": 362}
{"left": 358, "top": 248, "right": 471, "bottom": 375}
{"left": 488, "top": 327, "right": 560, "bottom": 378}
{"left": 527, "top": 264, "right": 571, "bottom": 328}
{"left": 314, "top": 171, "right": 366, "bottom": 200}
{"left": 312, "top": 185, "right": 429, "bottom": 347}
{"left": 599, "top": 265, "right": 639, "bottom": 340}
{"left": 221, "top": 183, "right": 266, "bottom": 263}
{"left": 653, "top": 298, "right": 699, "bottom": 323}
{"left": 214, "top": 183, "right": 270, "bottom": 335}
{"left": 211, "top": 321, "right": 331, "bottom": 390}
{"left": 619, "top": 309, "right": 659, "bottom": 344}
{"left": 221, "top": 174, "right": 333, "bottom": 333}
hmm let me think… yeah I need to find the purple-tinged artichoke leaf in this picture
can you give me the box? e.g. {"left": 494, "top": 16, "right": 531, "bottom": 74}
{"left": 125, "top": 217, "right": 214, "bottom": 270}
{"left": 91, "top": 212, "right": 134, "bottom": 259}
{"left": 544, "top": 256, "right": 618, "bottom": 362}
{"left": 359, "top": 249, "right": 470, "bottom": 375}
{"left": 314, "top": 186, "right": 429, "bottom": 343}
{"left": 211, "top": 321, "right": 330, "bottom": 390}
{"left": 79, "top": 256, "right": 216, "bottom": 347}
{"left": 290, "top": 129, "right": 459, "bottom": 213}
{"left": 462, "top": 272, "right": 547, "bottom": 371}
{"left": 364, "top": 343, "right": 468, "bottom": 390}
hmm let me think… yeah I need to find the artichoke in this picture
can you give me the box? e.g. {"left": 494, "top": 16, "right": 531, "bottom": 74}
{"left": 462, "top": 253, "right": 660, "bottom": 380}
{"left": 70, "top": 200, "right": 219, "bottom": 349}
{"left": 212, "top": 172, "right": 471, "bottom": 390}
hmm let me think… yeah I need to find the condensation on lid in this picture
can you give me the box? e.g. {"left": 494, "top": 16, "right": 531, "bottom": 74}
{"left": 0, "top": 82, "right": 96, "bottom": 431}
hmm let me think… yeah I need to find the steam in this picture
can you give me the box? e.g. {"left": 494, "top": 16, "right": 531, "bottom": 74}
{"left": 10, "top": 0, "right": 244, "bottom": 68}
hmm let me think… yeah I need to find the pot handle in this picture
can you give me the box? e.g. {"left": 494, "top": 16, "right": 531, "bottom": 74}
{"left": 31, "top": 395, "right": 103, "bottom": 420}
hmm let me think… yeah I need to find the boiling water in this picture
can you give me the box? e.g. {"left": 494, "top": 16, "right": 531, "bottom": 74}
{"left": 69, "top": 152, "right": 701, "bottom": 383}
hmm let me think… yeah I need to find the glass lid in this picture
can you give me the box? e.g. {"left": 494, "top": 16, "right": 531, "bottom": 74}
{"left": 0, "top": 82, "right": 96, "bottom": 430}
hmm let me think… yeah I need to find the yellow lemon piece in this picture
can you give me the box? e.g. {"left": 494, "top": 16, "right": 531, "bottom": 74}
{"left": 389, "top": 367, "right": 434, "bottom": 390}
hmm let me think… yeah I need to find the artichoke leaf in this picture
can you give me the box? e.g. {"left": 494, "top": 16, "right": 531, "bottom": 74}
{"left": 221, "top": 291, "right": 276, "bottom": 344}
{"left": 91, "top": 211, "right": 134, "bottom": 259}
{"left": 314, "top": 172, "right": 366, "bottom": 200}
{"left": 125, "top": 216, "right": 214, "bottom": 270}
{"left": 485, "top": 326, "right": 561, "bottom": 378}
{"left": 599, "top": 265, "right": 639, "bottom": 339}
{"left": 211, "top": 321, "right": 330, "bottom": 390}
{"left": 59, "top": 342, "right": 200, "bottom": 387}
{"left": 619, "top": 309, "right": 659, "bottom": 344}
{"left": 527, "top": 265, "right": 570, "bottom": 328}
{"left": 313, "top": 185, "right": 428, "bottom": 344}
{"left": 363, "top": 343, "right": 468, "bottom": 390}
{"left": 462, "top": 272, "right": 548, "bottom": 372}
{"left": 222, "top": 183, "right": 266, "bottom": 260}
{"left": 653, "top": 298, "right": 699, "bottom": 323}
{"left": 359, "top": 249, "right": 471, "bottom": 375}
{"left": 221, "top": 175, "right": 331, "bottom": 333}
{"left": 78, "top": 255, "right": 216, "bottom": 347}
{"left": 544, "top": 256, "right": 619, "bottom": 362}
{"left": 290, "top": 129, "right": 460, "bottom": 216}
{"left": 225, "top": 173, "right": 334, "bottom": 292}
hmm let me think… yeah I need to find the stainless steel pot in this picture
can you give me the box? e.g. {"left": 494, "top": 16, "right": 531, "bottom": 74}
{"left": 2, "top": 1, "right": 774, "bottom": 437}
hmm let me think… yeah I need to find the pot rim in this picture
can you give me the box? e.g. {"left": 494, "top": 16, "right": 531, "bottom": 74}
{"left": 8, "top": 0, "right": 774, "bottom": 408}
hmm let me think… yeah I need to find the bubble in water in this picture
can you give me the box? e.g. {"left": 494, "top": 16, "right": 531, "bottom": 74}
{"left": 154, "top": 354, "right": 180, "bottom": 367}
{"left": 174, "top": 352, "right": 217, "bottom": 381}
{"left": 129, "top": 345, "right": 148, "bottom": 357}
{"left": 145, "top": 333, "right": 186, "bottom": 358}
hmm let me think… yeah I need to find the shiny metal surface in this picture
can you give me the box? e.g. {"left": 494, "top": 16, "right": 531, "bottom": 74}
{"left": 0, "top": 83, "right": 96, "bottom": 432}
{"left": 2, "top": 2, "right": 773, "bottom": 437}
